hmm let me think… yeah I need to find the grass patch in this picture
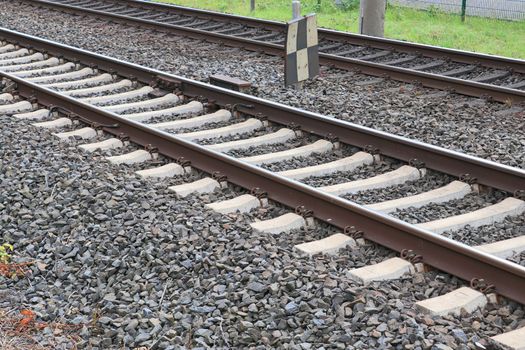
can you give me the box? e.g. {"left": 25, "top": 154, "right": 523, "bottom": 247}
{"left": 155, "top": 0, "right": 525, "bottom": 59}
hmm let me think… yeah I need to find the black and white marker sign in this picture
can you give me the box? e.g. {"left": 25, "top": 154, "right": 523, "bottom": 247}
{"left": 285, "top": 14, "right": 319, "bottom": 86}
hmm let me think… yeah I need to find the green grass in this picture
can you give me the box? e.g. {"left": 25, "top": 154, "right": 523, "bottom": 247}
{"left": 155, "top": 0, "right": 525, "bottom": 59}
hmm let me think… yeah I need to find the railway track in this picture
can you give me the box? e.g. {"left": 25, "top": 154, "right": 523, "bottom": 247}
{"left": 1, "top": 28, "right": 525, "bottom": 348}
{"left": 17, "top": 0, "right": 525, "bottom": 104}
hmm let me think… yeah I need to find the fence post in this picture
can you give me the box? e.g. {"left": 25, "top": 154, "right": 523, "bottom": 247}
{"left": 250, "top": 0, "right": 255, "bottom": 12}
{"left": 292, "top": 0, "right": 301, "bottom": 19}
{"left": 461, "top": 0, "right": 466, "bottom": 21}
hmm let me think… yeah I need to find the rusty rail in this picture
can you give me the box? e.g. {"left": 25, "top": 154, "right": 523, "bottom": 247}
{"left": 1, "top": 28, "right": 523, "bottom": 194}
{"left": 19, "top": 0, "right": 525, "bottom": 103}
{"left": 117, "top": 0, "right": 525, "bottom": 73}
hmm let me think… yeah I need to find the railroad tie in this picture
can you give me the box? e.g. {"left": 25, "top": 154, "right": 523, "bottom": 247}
{"left": 382, "top": 55, "right": 417, "bottom": 65}
{"left": 416, "top": 197, "right": 525, "bottom": 234}
{"left": 367, "top": 181, "right": 472, "bottom": 213}
{"left": 348, "top": 257, "right": 415, "bottom": 285}
{"left": 123, "top": 100, "right": 203, "bottom": 122}
{"left": 472, "top": 70, "right": 510, "bottom": 84}
{"left": 33, "top": 117, "right": 72, "bottom": 129}
{"left": 106, "top": 150, "right": 153, "bottom": 165}
{"left": 0, "top": 93, "right": 14, "bottom": 103}
{"left": 151, "top": 109, "right": 231, "bottom": 131}
{"left": 26, "top": 67, "right": 94, "bottom": 84}
{"left": 507, "top": 80, "right": 525, "bottom": 90}
{"left": 319, "top": 165, "right": 424, "bottom": 196}
{"left": 491, "top": 327, "right": 525, "bottom": 350}
{"left": 0, "top": 100, "right": 33, "bottom": 115}
{"left": 441, "top": 65, "right": 477, "bottom": 77}
{"left": 60, "top": 79, "right": 132, "bottom": 98}
{"left": 476, "top": 235, "right": 525, "bottom": 259}
{"left": 54, "top": 127, "right": 98, "bottom": 141}
{"left": 0, "top": 48, "right": 30, "bottom": 60}
{"left": 205, "top": 194, "right": 261, "bottom": 215}
{"left": 250, "top": 213, "right": 306, "bottom": 235}
{"left": 241, "top": 140, "right": 334, "bottom": 166}
{"left": 177, "top": 118, "right": 263, "bottom": 141}
{"left": 81, "top": 86, "right": 154, "bottom": 105}
{"left": 0, "top": 57, "right": 60, "bottom": 73}
{"left": 0, "top": 43, "right": 15, "bottom": 54}
{"left": 207, "top": 128, "right": 296, "bottom": 153}
{"left": 169, "top": 178, "right": 221, "bottom": 198}
{"left": 15, "top": 109, "right": 53, "bottom": 121}
{"left": 12, "top": 62, "right": 76, "bottom": 79}
{"left": 78, "top": 138, "right": 124, "bottom": 152}
{"left": 278, "top": 152, "right": 375, "bottom": 180}
{"left": 357, "top": 50, "right": 392, "bottom": 61}
{"left": 103, "top": 93, "right": 180, "bottom": 114}
{"left": 43, "top": 72, "right": 113, "bottom": 89}
{"left": 294, "top": 233, "right": 357, "bottom": 256}
{"left": 415, "top": 287, "right": 488, "bottom": 317}
{"left": 135, "top": 163, "right": 186, "bottom": 179}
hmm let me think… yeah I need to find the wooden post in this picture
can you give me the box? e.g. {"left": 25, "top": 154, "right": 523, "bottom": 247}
{"left": 292, "top": 1, "right": 302, "bottom": 90}
{"left": 461, "top": 0, "right": 467, "bottom": 22}
{"left": 250, "top": 0, "right": 255, "bottom": 12}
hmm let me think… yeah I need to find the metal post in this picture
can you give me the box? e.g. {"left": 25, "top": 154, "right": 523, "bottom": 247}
{"left": 359, "top": 0, "right": 386, "bottom": 37}
{"left": 250, "top": 0, "right": 255, "bottom": 12}
{"left": 292, "top": 0, "right": 301, "bottom": 19}
{"left": 461, "top": 0, "right": 467, "bottom": 22}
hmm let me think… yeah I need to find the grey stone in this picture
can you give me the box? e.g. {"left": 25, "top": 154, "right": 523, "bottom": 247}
{"left": 125, "top": 319, "right": 139, "bottom": 331}
{"left": 135, "top": 333, "right": 151, "bottom": 344}
{"left": 190, "top": 305, "right": 216, "bottom": 314}
{"left": 247, "top": 281, "right": 267, "bottom": 293}
{"left": 285, "top": 302, "right": 299, "bottom": 315}
{"left": 451, "top": 329, "right": 468, "bottom": 343}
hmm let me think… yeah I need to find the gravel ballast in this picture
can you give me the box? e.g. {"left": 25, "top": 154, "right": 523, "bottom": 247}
{"left": 1, "top": 3, "right": 525, "bottom": 349}
{"left": 0, "top": 1, "right": 523, "bottom": 170}
{"left": 1, "top": 111, "right": 525, "bottom": 348}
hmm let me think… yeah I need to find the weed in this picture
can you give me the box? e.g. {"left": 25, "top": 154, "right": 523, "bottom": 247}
{"left": 0, "top": 309, "right": 83, "bottom": 350}
{"left": 336, "top": 0, "right": 359, "bottom": 11}
{"left": 427, "top": 5, "right": 440, "bottom": 18}
{"left": 0, "top": 243, "right": 32, "bottom": 278}
{"left": 0, "top": 243, "right": 13, "bottom": 264}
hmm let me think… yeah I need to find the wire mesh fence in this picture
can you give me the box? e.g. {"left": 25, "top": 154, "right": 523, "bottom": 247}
{"left": 387, "top": 0, "right": 525, "bottom": 20}
{"left": 241, "top": 0, "right": 525, "bottom": 21}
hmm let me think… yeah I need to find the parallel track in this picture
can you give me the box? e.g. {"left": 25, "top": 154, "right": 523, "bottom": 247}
{"left": 18, "top": 0, "right": 525, "bottom": 103}
{"left": 0, "top": 28, "right": 524, "bottom": 306}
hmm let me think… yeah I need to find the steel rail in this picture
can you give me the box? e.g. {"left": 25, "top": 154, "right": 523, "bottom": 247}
{"left": 120, "top": 0, "right": 525, "bottom": 73}
{"left": 19, "top": 0, "right": 525, "bottom": 103}
{"left": 2, "top": 69, "right": 525, "bottom": 304}
{"left": 56, "top": 0, "right": 525, "bottom": 73}
{"left": 1, "top": 27, "right": 523, "bottom": 195}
